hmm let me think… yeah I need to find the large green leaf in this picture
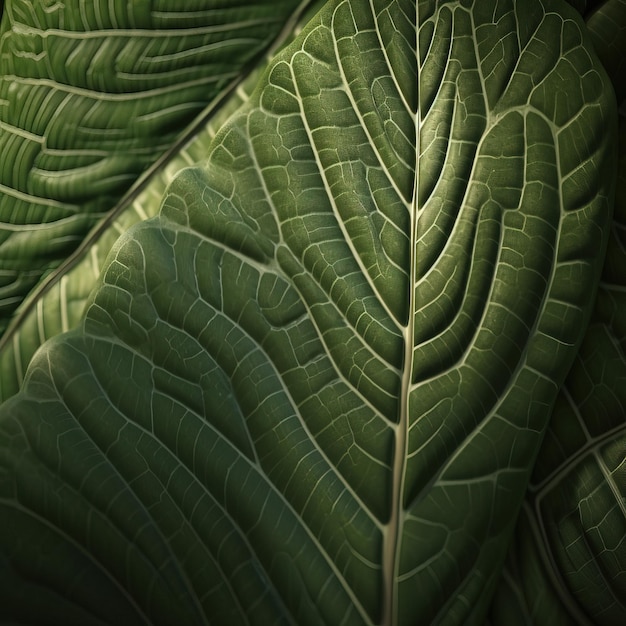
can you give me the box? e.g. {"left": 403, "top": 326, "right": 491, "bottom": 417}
{"left": 0, "top": 0, "right": 311, "bottom": 333}
{"left": 0, "top": 0, "right": 617, "bottom": 624}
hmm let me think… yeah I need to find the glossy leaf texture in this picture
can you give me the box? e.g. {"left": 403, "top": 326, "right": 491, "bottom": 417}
{"left": 0, "top": 0, "right": 617, "bottom": 624}
{"left": 0, "top": 0, "right": 310, "bottom": 333}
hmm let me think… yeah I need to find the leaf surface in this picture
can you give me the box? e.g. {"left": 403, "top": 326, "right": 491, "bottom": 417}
{"left": 0, "top": 0, "right": 617, "bottom": 624}
{"left": 0, "top": 0, "right": 310, "bottom": 333}
{"left": 490, "top": 81, "right": 625, "bottom": 626}
{"left": 0, "top": 0, "right": 324, "bottom": 403}
{"left": 585, "top": 0, "right": 626, "bottom": 102}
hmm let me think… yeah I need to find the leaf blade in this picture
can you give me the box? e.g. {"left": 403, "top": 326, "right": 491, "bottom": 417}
{"left": 0, "top": 1, "right": 618, "bottom": 624}
{"left": 0, "top": 0, "right": 312, "bottom": 333}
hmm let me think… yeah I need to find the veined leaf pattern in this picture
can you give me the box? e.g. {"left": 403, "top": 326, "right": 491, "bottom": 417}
{"left": 0, "top": 0, "right": 326, "bottom": 404}
{"left": 490, "top": 86, "right": 625, "bottom": 626}
{"left": 0, "top": 0, "right": 616, "bottom": 624}
{"left": 489, "top": 3, "right": 625, "bottom": 624}
{"left": 585, "top": 0, "right": 626, "bottom": 103}
{"left": 0, "top": 0, "right": 309, "bottom": 332}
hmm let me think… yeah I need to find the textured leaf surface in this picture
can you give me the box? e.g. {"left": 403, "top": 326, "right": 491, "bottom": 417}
{"left": 0, "top": 0, "right": 324, "bottom": 404}
{"left": 489, "top": 4, "right": 626, "bottom": 624}
{"left": 490, "top": 97, "right": 625, "bottom": 626}
{"left": 0, "top": 0, "right": 617, "bottom": 624}
{"left": 585, "top": 0, "right": 626, "bottom": 102}
{"left": 0, "top": 0, "right": 308, "bottom": 332}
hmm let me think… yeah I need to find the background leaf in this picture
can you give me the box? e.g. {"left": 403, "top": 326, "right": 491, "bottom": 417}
{"left": 0, "top": 0, "right": 325, "bottom": 403}
{"left": 0, "top": 0, "right": 314, "bottom": 333}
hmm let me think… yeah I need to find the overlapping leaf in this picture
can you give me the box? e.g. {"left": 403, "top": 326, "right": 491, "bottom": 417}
{"left": 585, "top": 0, "right": 626, "bottom": 102}
{"left": 0, "top": 0, "right": 325, "bottom": 403}
{"left": 0, "top": 0, "right": 310, "bottom": 333}
{"left": 0, "top": 0, "right": 617, "bottom": 624}
{"left": 489, "top": 113, "right": 625, "bottom": 626}
{"left": 488, "top": 3, "right": 625, "bottom": 624}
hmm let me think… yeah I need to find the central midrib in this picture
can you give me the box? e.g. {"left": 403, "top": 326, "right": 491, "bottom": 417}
{"left": 380, "top": 23, "right": 419, "bottom": 625}
{"left": 381, "top": 281, "right": 414, "bottom": 626}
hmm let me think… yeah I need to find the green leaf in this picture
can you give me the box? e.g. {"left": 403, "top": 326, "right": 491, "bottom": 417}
{"left": 490, "top": 99, "right": 626, "bottom": 626}
{"left": 585, "top": 0, "right": 626, "bottom": 102}
{"left": 0, "top": 0, "right": 617, "bottom": 624}
{"left": 0, "top": 0, "right": 312, "bottom": 333}
{"left": 0, "top": 0, "right": 322, "bottom": 404}
{"left": 489, "top": 5, "right": 626, "bottom": 624}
